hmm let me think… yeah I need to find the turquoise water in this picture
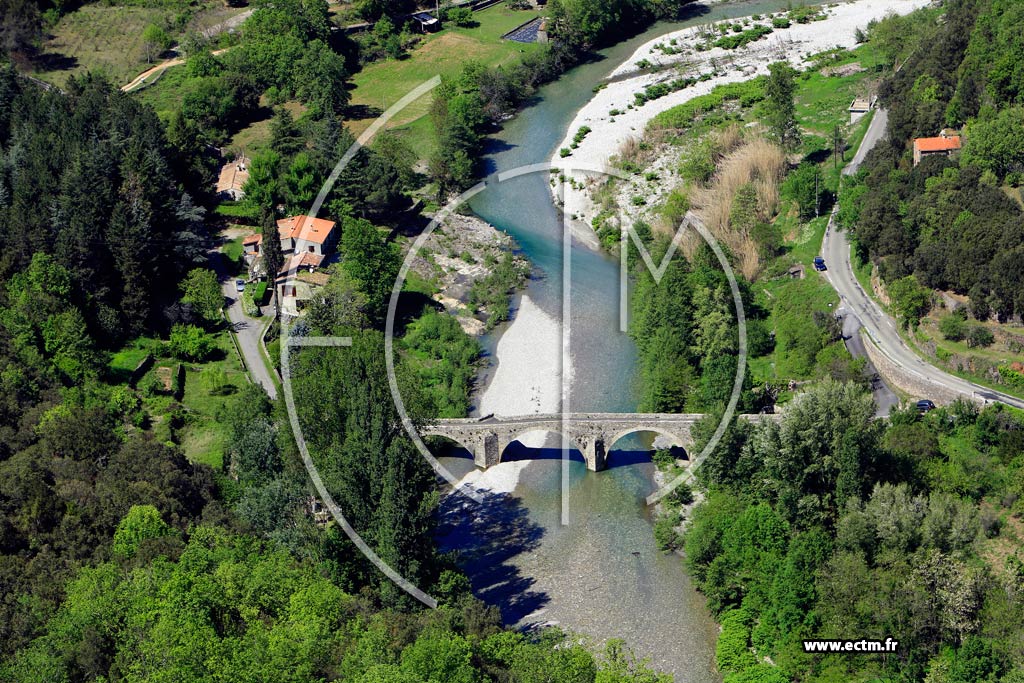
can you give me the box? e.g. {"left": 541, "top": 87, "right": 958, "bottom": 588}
{"left": 441, "top": 3, "right": 801, "bottom": 680}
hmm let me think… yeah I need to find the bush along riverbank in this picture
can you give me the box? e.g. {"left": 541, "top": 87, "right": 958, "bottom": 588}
{"left": 404, "top": 211, "right": 530, "bottom": 336}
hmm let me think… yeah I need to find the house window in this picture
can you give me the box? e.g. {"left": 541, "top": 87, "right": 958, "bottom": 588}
{"left": 308, "top": 245, "right": 315, "bottom": 253}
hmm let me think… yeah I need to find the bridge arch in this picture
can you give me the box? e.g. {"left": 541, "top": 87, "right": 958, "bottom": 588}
{"left": 420, "top": 431, "right": 476, "bottom": 460}
{"left": 500, "top": 429, "right": 587, "bottom": 465}
{"left": 607, "top": 426, "right": 690, "bottom": 453}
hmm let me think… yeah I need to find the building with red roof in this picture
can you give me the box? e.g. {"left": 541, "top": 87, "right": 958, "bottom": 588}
{"left": 913, "top": 134, "right": 961, "bottom": 166}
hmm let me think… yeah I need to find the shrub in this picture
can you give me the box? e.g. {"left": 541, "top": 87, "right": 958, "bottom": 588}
{"left": 771, "top": 16, "right": 791, "bottom": 28}
{"left": 781, "top": 163, "right": 822, "bottom": 220}
{"left": 240, "top": 290, "right": 261, "bottom": 317}
{"left": 997, "top": 365, "right": 1024, "bottom": 391}
{"left": 112, "top": 505, "right": 175, "bottom": 559}
{"left": 652, "top": 448, "right": 675, "bottom": 470}
{"left": 653, "top": 510, "right": 683, "bottom": 550}
{"left": 445, "top": 6, "right": 473, "bottom": 26}
{"left": 888, "top": 276, "right": 932, "bottom": 329}
{"left": 966, "top": 326, "right": 995, "bottom": 348}
{"left": 649, "top": 78, "right": 766, "bottom": 130}
{"left": 716, "top": 609, "right": 757, "bottom": 673}
{"left": 252, "top": 280, "right": 268, "bottom": 304}
{"left": 631, "top": 195, "right": 647, "bottom": 206}
{"left": 661, "top": 187, "right": 690, "bottom": 225}
{"left": 169, "top": 324, "right": 217, "bottom": 361}
{"left": 788, "top": 5, "right": 826, "bottom": 23}
{"left": 559, "top": 147, "right": 571, "bottom": 158}
{"left": 714, "top": 24, "right": 773, "bottom": 50}
{"left": 939, "top": 313, "right": 967, "bottom": 341}
{"left": 667, "top": 481, "right": 694, "bottom": 506}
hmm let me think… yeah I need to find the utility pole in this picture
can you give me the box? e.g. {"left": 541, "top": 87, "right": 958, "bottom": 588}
{"left": 815, "top": 168, "right": 820, "bottom": 218}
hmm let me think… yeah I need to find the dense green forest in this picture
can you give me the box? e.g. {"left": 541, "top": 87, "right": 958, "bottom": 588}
{"left": 4, "top": 0, "right": 704, "bottom": 198}
{"left": 628, "top": 238, "right": 761, "bottom": 414}
{"left": 678, "top": 382, "right": 1024, "bottom": 683}
{"left": 840, "top": 0, "right": 1024, "bottom": 323}
{"left": 4, "top": 0, "right": 1024, "bottom": 680}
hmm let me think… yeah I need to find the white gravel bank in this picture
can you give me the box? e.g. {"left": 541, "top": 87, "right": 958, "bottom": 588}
{"left": 477, "top": 294, "right": 570, "bottom": 426}
{"left": 550, "top": 0, "right": 932, "bottom": 225}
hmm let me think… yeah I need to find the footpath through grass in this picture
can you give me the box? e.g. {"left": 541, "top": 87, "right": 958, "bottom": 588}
{"left": 29, "top": 1, "right": 240, "bottom": 88}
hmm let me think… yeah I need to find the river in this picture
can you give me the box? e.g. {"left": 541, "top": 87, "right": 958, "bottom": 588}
{"left": 436, "top": 2, "right": 798, "bottom": 680}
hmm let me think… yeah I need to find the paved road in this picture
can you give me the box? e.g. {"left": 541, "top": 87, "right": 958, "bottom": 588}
{"left": 211, "top": 252, "right": 278, "bottom": 400}
{"left": 821, "top": 109, "right": 1024, "bottom": 410}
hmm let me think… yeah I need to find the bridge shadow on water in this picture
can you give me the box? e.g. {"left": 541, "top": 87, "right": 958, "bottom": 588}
{"left": 606, "top": 449, "right": 658, "bottom": 468}
{"left": 500, "top": 443, "right": 663, "bottom": 469}
{"left": 500, "top": 442, "right": 586, "bottom": 464}
{"left": 436, "top": 486, "right": 549, "bottom": 624}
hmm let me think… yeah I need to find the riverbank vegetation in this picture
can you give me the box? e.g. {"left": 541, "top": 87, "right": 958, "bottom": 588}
{"left": 684, "top": 381, "right": 1024, "bottom": 682}
{"left": 838, "top": 0, "right": 1024, "bottom": 398}
{"left": 597, "top": 34, "right": 891, "bottom": 412}
{"left": 425, "top": 0, "right": 705, "bottom": 193}
{"left": 613, "top": 2, "right": 1024, "bottom": 680}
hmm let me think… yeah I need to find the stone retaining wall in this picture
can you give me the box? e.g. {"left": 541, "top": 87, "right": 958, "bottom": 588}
{"left": 859, "top": 329, "right": 978, "bottom": 406}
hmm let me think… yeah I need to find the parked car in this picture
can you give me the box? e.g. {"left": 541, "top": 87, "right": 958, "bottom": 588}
{"left": 235, "top": 279, "right": 246, "bottom": 293}
{"left": 813, "top": 256, "right": 827, "bottom": 271}
{"left": 916, "top": 399, "right": 936, "bottom": 412}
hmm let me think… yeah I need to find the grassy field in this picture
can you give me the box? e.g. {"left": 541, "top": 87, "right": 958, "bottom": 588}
{"left": 175, "top": 331, "right": 248, "bottom": 469}
{"left": 229, "top": 100, "right": 308, "bottom": 154}
{"left": 346, "top": 4, "right": 545, "bottom": 161}
{"left": 28, "top": 1, "right": 242, "bottom": 88}
{"left": 132, "top": 66, "right": 193, "bottom": 117}
{"left": 795, "top": 44, "right": 884, "bottom": 138}
{"left": 109, "top": 329, "right": 247, "bottom": 470}
{"left": 751, "top": 216, "right": 843, "bottom": 383}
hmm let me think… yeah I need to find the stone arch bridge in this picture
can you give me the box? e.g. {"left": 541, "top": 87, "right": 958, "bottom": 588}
{"left": 422, "top": 413, "right": 778, "bottom": 471}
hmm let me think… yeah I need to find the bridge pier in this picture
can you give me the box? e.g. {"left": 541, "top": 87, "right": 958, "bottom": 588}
{"left": 580, "top": 436, "right": 608, "bottom": 472}
{"left": 475, "top": 432, "right": 500, "bottom": 469}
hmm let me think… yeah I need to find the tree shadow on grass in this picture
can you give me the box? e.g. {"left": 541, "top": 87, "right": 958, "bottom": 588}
{"left": 436, "top": 486, "right": 549, "bottom": 624}
{"left": 32, "top": 52, "right": 78, "bottom": 73}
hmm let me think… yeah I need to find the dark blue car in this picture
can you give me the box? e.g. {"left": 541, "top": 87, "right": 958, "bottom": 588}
{"left": 813, "top": 256, "right": 827, "bottom": 271}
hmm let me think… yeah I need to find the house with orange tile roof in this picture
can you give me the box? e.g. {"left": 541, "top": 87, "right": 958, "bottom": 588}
{"left": 276, "top": 215, "right": 337, "bottom": 257}
{"left": 913, "top": 133, "right": 961, "bottom": 166}
{"left": 241, "top": 215, "right": 338, "bottom": 316}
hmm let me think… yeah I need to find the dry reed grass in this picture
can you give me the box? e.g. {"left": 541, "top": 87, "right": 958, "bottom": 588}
{"left": 688, "top": 136, "right": 786, "bottom": 279}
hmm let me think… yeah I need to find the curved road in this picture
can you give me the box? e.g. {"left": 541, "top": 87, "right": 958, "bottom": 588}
{"left": 822, "top": 109, "right": 1024, "bottom": 410}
